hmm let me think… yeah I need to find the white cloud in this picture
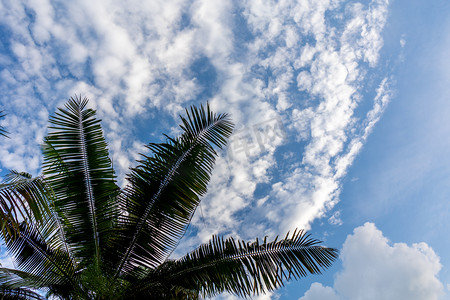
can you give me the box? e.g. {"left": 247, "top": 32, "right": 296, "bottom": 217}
{"left": 0, "top": 0, "right": 391, "bottom": 256}
{"left": 177, "top": 0, "right": 392, "bottom": 251}
{"left": 0, "top": 249, "right": 15, "bottom": 269}
{"left": 216, "top": 292, "right": 276, "bottom": 300}
{"left": 253, "top": 0, "right": 391, "bottom": 234}
{"left": 328, "top": 210, "right": 343, "bottom": 226}
{"left": 300, "top": 283, "right": 340, "bottom": 300}
{"left": 400, "top": 37, "right": 406, "bottom": 48}
{"left": 0, "top": 0, "right": 200, "bottom": 178}
{"left": 300, "top": 223, "right": 445, "bottom": 300}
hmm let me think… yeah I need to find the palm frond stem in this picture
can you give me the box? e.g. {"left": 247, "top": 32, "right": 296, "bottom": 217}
{"left": 172, "top": 244, "right": 333, "bottom": 280}
{"left": 75, "top": 102, "right": 101, "bottom": 266}
{"left": 113, "top": 115, "right": 225, "bottom": 280}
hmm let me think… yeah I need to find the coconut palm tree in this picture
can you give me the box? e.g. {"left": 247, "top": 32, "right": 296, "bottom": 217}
{"left": 0, "top": 96, "right": 337, "bottom": 299}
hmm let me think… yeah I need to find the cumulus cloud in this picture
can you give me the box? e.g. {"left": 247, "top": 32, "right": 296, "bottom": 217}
{"left": 300, "top": 223, "right": 445, "bottom": 300}
{"left": 300, "top": 283, "right": 340, "bottom": 300}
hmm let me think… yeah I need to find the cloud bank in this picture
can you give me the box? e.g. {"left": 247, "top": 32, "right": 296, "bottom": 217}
{"left": 300, "top": 223, "right": 444, "bottom": 300}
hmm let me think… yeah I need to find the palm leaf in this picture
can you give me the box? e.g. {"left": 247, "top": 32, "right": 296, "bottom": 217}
{"left": 0, "top": 171, "right": 78, "bottom": 294}
{"left": 0, "top": 110, "right": 9, "bottom": 138}
{"left": 130, "top": 230, "right": 338, "bottom": 298}
{"left": 0, "top": 171, "right": 53, "bottom": 239}
{"left": 0, "top": 221, "right": 78, "bottom": 291}
{"left": 0, "top": 267, "right": 71, "bottom": 299}
{"left": 0, "top": 171, "right": 76, "bottom": 271}
{"left": 112, "top": 104, "right": 233, "bottom": 278}
{"left": 0, "top": 267, "right": 56, "bottom": 292}
{"left": 42, "top": 96, "right": 119, "bottom": 268}
{"left": 0, "top": 287, "right": 44, "bottom": 300}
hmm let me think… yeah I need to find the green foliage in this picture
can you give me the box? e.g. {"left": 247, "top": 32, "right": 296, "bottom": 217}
{"left": 0, "top": 96, "right": 337, "bottom": 299}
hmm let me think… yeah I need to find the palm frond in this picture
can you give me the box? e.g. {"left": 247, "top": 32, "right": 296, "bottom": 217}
{"left": 0, "top": 171, "right": 79, "bottom": 296}
{"left": 112, "top": 104, "right": 233, "bottom": 277}
{"left": 0, "top": 171, "right": 53, "bottom": 239}
{"left": 1, "top": 221, "right": 78, "bottom": 290}
{"left": 0, "top": 268, "right": 52, "bottom": 291}
{"left": 0, "top": 171, "right": 76, "bottom": 272}
{"left": 131, "top": 230, "right": 338, "bottom": 298}
{"left": 0, "top": 287, "right": 44, "bottom": 300}
{"left": 42, "top": 96, "right": 119, "bottom": 268}
{"left": 0, "top": 268, "right": 66, "bottom": 299}
{"left": 0, "top": 110, "right": 9, "bottom": 138}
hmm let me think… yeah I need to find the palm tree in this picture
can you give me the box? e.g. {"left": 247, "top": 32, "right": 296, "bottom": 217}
{"left": 0, "top": 96, "right": 337, "bottom": 299}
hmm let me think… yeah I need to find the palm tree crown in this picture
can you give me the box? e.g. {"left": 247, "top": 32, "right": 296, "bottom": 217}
{"left": 0, "top": 96, "right": 337, "bottom": 299}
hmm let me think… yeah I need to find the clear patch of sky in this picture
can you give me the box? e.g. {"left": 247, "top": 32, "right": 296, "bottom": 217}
{"left": 187, "top": 55, "right": 219, "bottom": 99}
{"left": 230, "top": 6, "right": 254, "bottom": 61}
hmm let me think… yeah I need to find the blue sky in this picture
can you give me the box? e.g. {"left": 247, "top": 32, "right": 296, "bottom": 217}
{"left": 0, "top": 0, "right": 449, "bottom": 299}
